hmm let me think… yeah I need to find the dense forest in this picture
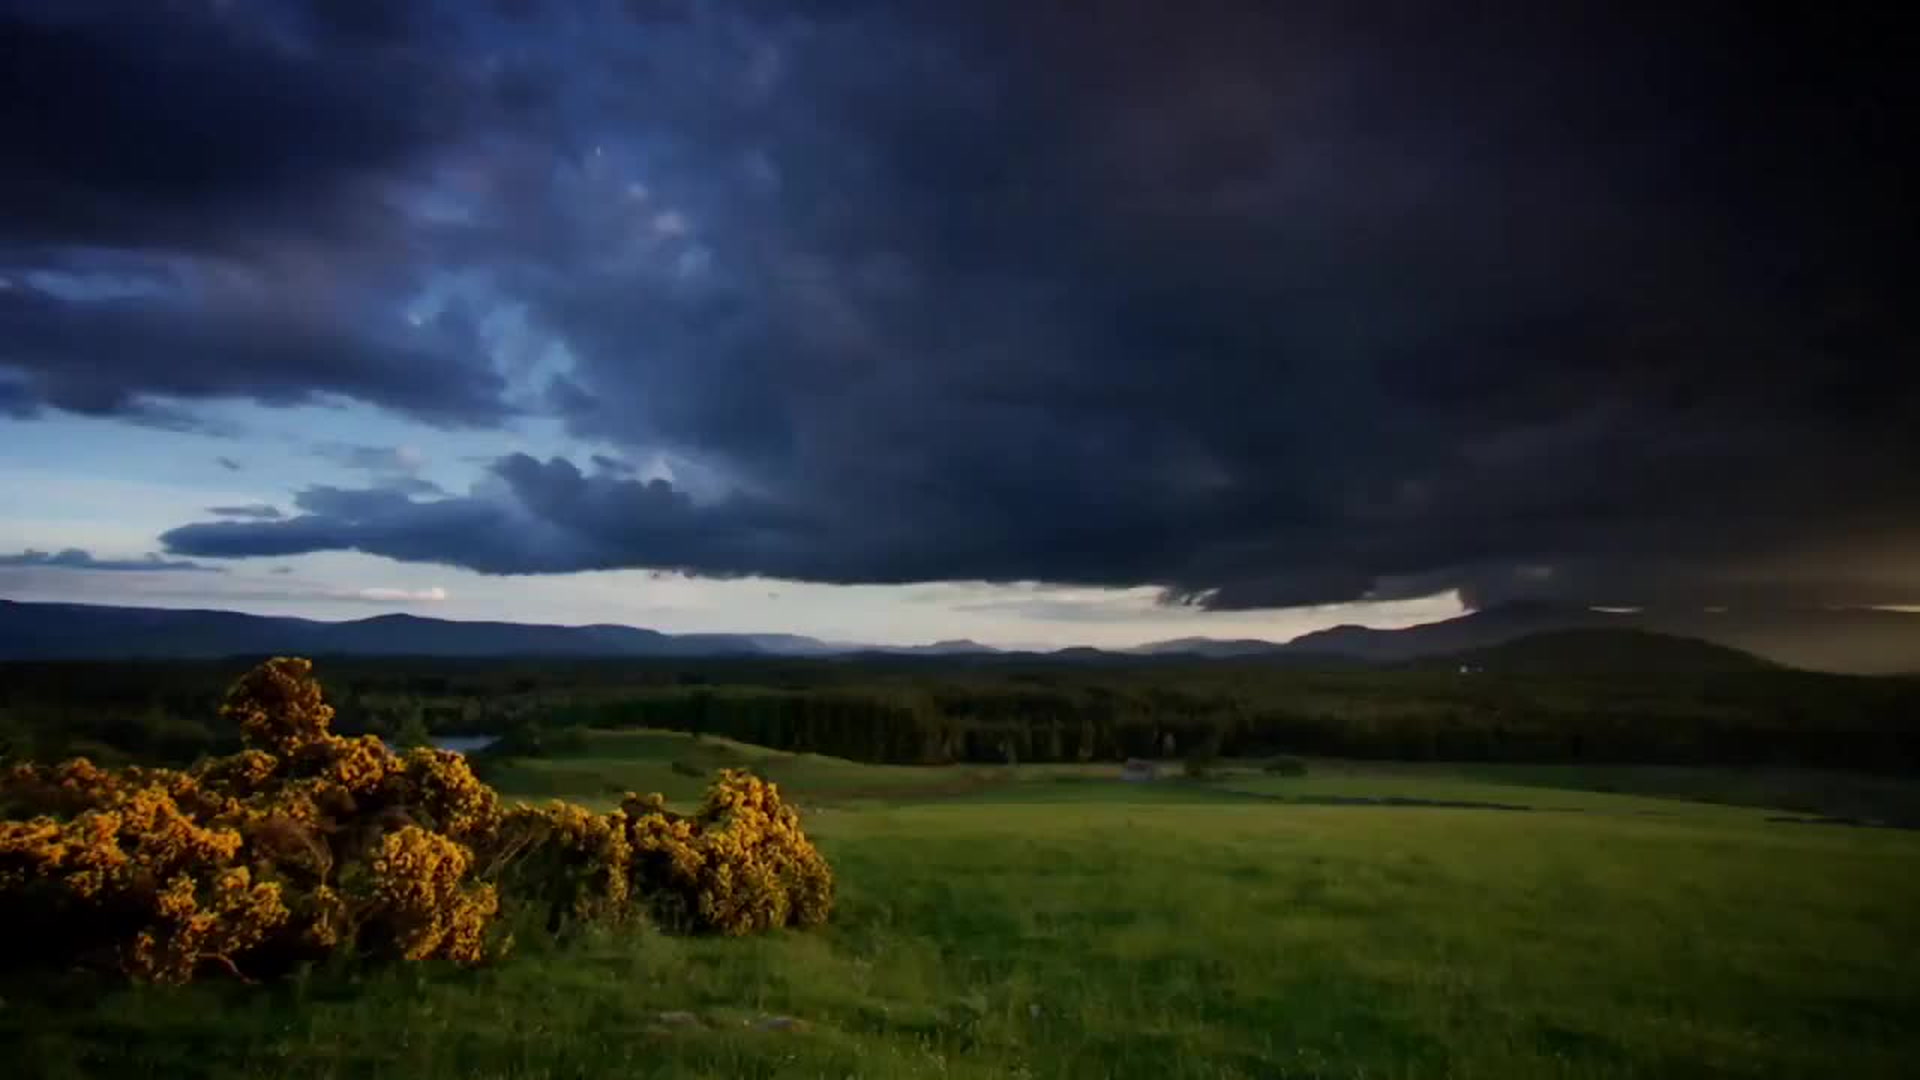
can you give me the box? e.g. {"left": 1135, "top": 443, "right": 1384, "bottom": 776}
{"left": 4, "top": 653, "right": 1917, "bottom": 772}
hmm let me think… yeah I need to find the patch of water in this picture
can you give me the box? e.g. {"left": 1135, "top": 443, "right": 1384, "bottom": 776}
{"left": 432, "top": 734, "right": 500, "bottom": 755}
{"left": 378, "top": 734, "right": 500, "bottom": 755}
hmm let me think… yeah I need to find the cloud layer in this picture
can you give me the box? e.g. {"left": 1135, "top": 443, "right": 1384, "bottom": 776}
{"left": 206, "top": 504, "right": 284, "bottom": 520}
{"left": 0, "top": 548, "right": 220, "bottom": 573}
{"left": 5, "top": 1, "right": 1913, "bottom": 611}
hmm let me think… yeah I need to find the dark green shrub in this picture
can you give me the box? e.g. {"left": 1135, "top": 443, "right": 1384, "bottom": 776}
{"left": 1183, "top": 730, "right": 1223, "bottom": 779}
{"left": 485, "top": 722, "right": 544, "bottom": 759}
{"left": 544, "top": 727, "right": 590, "bottom": 756}
{"left": 390, "top": 712, "right": 432, "bottom": 750}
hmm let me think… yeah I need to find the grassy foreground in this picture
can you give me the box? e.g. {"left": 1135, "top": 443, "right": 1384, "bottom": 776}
{"left": 7, "top": 736, "right": 1918, "bottom": 1079}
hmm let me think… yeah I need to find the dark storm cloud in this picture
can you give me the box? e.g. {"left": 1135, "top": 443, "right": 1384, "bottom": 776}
{"left": 291, "top": 485, "right": 423, "bottom": 520}
{"left": 167, "top": 456, "right": 824, "bottom": 576}
{"left": 0, "top": 548, "right": 220, "bottom": 573}
{"left": 315, "top": 444, "right": 425, "bottom": 474}
{"left": 81, "top": 1, "right": 1920, "bottom": 608}
{"left": 207, "top": 504, "right": 284, "bottom": 520}
{"left": 0, "top": 1, "right": 509, "bottom": 426}
{"left": 0, "top": 284, "right": 507, "bottom": 425}
{"left": 313, "top": 443, "right": 448, "bottom": 496}
{"left": 0, "top": 1, "right": 444, "bottom": 253}
{"left": 0, "top": 372, "right": 33, "bottom": 417}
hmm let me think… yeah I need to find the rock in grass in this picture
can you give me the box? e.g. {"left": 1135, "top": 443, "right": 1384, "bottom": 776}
{"left": 654, "top": 1011, "right": 704, "bottom": 1028}
{"left": 752, "top": 1015, "right": 809, "bottom": 1032}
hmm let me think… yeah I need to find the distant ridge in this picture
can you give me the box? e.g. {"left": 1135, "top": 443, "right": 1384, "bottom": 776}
{"left": 1418, "top": 628, "right": 1778, "bottom": 675}
{"left": 1281, "top": 603, "right": 1919, "bottom": 674}
{"left": 0, "top": 600, "right": 783, "bottom": 660}
{"left": 1, "top": 598, "right": 1914, "bottom": 673}
{"left": 1282, "top": 602, "right": 1592, "bottom": 660}
{"left": 886, "top": 638, "right": 1000, "bottom": 656}
{"left": 1129, "top": 636, "right": 1288, "bottom": 658}
{"left": 1105, "top": 601, "right": 1917, "bottom": 674}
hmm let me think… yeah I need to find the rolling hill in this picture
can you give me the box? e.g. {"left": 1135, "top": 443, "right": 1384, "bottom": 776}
{"left": 1421, "top": 628, "right": 1780, "bottom": 675}
{"left": 1224, "top": 604, "right": 1916, "bottom": 675}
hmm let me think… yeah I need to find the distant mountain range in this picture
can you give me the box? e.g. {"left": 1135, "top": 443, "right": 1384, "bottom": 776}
{"left": 1263, "top": 602, "right": 1920, "bottom": 674}
{"left": 1, "top": 598, "right": 1914, "bottom": 673}
{"left": 1128, "top": 636, "right": 1291, "bottom": 658}
{"left": 1412, "top": 627, "right": 1779, "bottom": 676}
{"left": 0, "top": 601, "right": 772, "bottom": 660}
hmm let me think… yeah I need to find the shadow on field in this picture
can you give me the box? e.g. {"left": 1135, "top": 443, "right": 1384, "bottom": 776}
{"left": 1766, "top": 814, "right": 1912, "bottom": 830}
{"left": 1195, "top": 783, "right": 1539, "bottom": 812}
{"left": 937, "top": 775, "right": 1543, "bottom": 811}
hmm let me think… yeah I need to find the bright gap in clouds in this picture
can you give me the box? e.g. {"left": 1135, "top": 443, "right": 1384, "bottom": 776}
{"left": 0, "top": 546, "right": 1466, "bottom": 648}
{"left": 0, "top": 437, "right": 1469, "bottom": 646}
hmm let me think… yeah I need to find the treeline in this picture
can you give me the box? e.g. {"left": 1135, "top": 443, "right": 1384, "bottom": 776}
{"left": 565, "top": 676, "right": 1920, "bottom": 769}
{"left": 4, "top": 657, "right": 1918, "bottom": 772}
{"left": 0, "top": 658, "right": 576, "bottom": 765}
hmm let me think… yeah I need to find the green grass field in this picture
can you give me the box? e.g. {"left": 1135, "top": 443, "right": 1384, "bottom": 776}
{"left": 8, "top": 732, "right": 1919, "bottom": 1079}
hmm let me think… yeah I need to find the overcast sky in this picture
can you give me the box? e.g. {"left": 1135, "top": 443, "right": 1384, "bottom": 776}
{"left": 2, "top": 1, "right": 1913, "bottom": 646}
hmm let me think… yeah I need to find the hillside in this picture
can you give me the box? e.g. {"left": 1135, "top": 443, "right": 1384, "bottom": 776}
{"left": 1425, "top": 628, "right": 1779, "bottom": 675}
{"left": 1285, "top": 603, "right": 1599, "bottom": 662}
{"left": 11, "top": 743, "right": 1920, "bottom": 1078}
{"left": 1282, "top": 604, "right": 1920, "bottom": 675}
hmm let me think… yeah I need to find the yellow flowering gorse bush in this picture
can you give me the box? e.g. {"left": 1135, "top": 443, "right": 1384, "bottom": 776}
{"left": 621, "top": 771, "right": 834, "bottom": 935}
{"left": 0, "top": 657, "right": 832, "bottom": 983}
